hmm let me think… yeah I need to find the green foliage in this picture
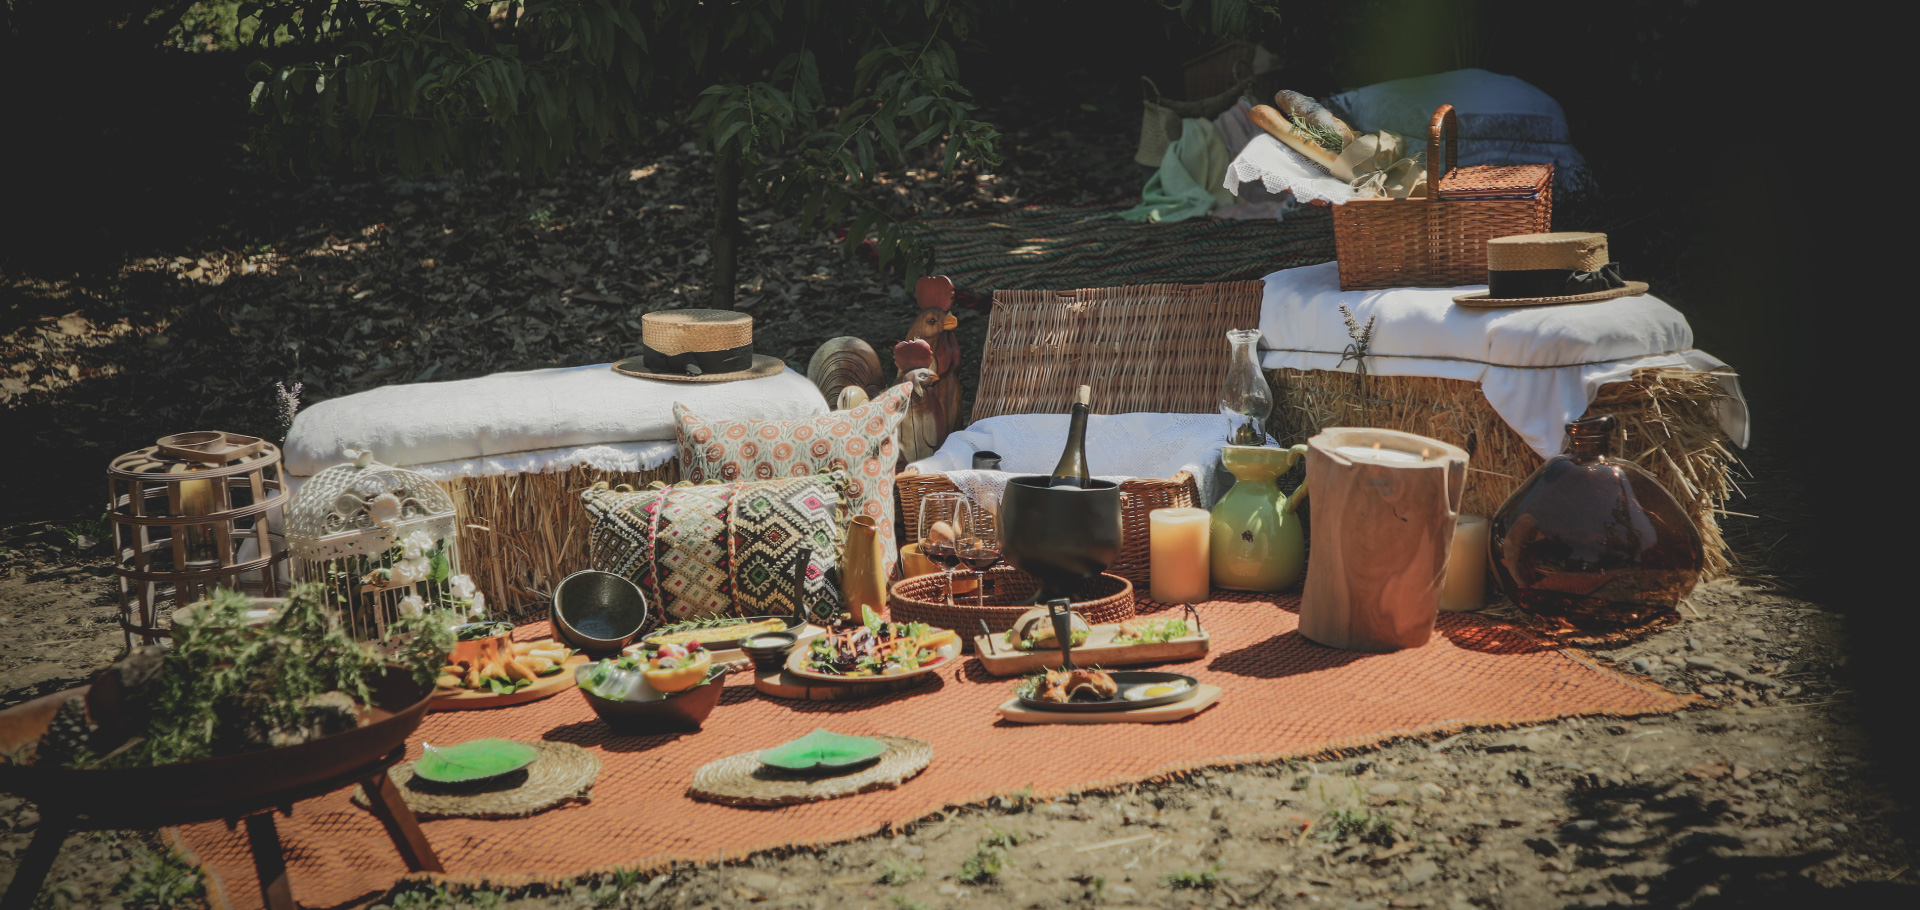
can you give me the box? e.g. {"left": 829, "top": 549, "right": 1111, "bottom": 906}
{"left": 876, "top": 857, "right": 925, "bottom": 885}
{"left": 237, "top": 1, "right": 1007, "bottom": 281}
{"left": 889, "top": 898, "right": 930, "bottom": 910}
{"left": 58, "top": 513, "right": 109, "bottom": 544}
{"left": 1163, "top": 864, "right": 1223, "bottom": 889}
{"left": 1319, "top": 804, "right": 1398, "bottom": 844}
{"left": 115, "top": 848, "right": 208, "bottom": 910}
{"left": 980, "top": 824, "right": 1026, "bottom": 848}
{"left": 105, "top": 583, "right": 456, "bottom": 768}
{"left": 374, "top": 883, "right": 454, "bottom": 910}
{"left": 956, "top": 844, "right": 1005, "bottom": 884}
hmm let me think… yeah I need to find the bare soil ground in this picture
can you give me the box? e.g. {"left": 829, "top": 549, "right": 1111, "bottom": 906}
{"left": 0, "top": 72, "right": 1902, "bottom": 910}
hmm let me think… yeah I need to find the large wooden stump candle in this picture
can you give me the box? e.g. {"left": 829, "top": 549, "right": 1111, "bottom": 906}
{"left": 1298, "top": 429, "right": 1468, "bottom": 652}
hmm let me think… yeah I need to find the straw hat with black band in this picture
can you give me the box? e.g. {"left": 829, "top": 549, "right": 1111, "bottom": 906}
{"left": 1453, "top": 232, "right": 1649, "bottom": 307}
{"left": 612, "top": 309, "right": 785, "bottom": 382}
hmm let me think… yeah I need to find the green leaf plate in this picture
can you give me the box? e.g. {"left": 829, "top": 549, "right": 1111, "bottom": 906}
{"left": 414, "top": 739, "right": 541, "bottom": 784}
{"left": 758, "top": 728, "right": 889, "bottom": 771}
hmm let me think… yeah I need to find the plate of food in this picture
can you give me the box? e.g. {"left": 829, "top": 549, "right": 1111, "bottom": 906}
{"left": 786, "top": 608, "right": 959, "bottom": 683}
{"left": 432, "top": 635, "right": 588, "bottom": 709}
{"left": 641, "top": 615, "right": 805, "bottom": 652}
{"left": 1014, "top": 667, "right": 1201, "bottom": 713}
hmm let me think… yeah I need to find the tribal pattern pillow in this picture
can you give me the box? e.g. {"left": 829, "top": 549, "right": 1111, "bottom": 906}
{"left": 582, "top": 472, "right": 849, "bottom": 624}
{"left": 674, "top": 382, "right": 911, "bottom": 573}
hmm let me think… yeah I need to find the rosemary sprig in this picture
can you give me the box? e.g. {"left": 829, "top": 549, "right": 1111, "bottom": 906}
{"left": 1289, "top": 112, "right": 1344, "bottom": 153}
{"left": 652, "top": 615, "right": 755, "bottom": 635}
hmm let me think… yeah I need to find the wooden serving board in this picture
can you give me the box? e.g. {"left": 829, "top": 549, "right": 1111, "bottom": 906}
{"left": 753, "top": 667, "right": 937, "bottom": 702}
{"left": 995, "top": 684, "right": 1222, "bottom": 725}
{"left": 970, "top": 625, "right": 1211, "bottom": 677}
{"left": 430, "top": 655, "right": 590, "bottom": 711}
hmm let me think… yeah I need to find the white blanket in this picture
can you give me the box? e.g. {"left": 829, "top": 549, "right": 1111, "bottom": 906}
{"left": 908, "top": 412, "right": 1249, "bottom": 514}
{"left": 1257, "top": 262, "right": 1749, "bottom": 458}
{"left": 283, "top": 363, "right": 828, "bottom": 479}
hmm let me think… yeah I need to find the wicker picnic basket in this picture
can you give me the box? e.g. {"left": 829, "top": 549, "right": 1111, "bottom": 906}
{"left": 1331, "top": 105, "right": 1553, "bottom": 290}
{"left": 888, "top": 569, "right": 1135, "bottom": 638}
{"left": 897, "top": 281, "right": 1263, "bottom": 592}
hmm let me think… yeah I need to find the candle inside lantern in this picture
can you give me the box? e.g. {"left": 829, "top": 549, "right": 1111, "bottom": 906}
{"left": 1334, "top": 444, "right": 1425, "bottom": 465}
{"left": 177, "top": 475, "right": 218, "bottom": 564}
{"left": 1440, "top": 514, "right": 1490, "bottom": 612}
{"left": 1149, "top": 507, "right": 1211, "bottom": 604}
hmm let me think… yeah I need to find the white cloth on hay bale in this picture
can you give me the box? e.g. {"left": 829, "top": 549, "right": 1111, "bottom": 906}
{"left": 283, "top": 363, "right": 829, "bottom": 482}
{"left": 908, "top": 413, "right": 1252, "bottom": 516}
{"left": 1256, "top": 262, "right": 1749, "bottom": 459}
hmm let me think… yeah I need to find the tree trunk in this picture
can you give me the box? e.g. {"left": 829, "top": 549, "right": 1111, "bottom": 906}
{"left": 709, "top": 148, "right": 740, "bottom": 309}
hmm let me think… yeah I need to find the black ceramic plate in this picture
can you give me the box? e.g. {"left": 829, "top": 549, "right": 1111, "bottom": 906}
{"left": 643, "top": 615, "right": 804, "bottom": 652}
{"left": 1017, "top": 670, "right": 1201, "bottom": 713}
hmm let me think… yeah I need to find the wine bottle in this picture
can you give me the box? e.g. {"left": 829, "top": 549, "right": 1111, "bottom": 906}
{"left": 1048, "top": 385, "right": 1092, "bottom": 488}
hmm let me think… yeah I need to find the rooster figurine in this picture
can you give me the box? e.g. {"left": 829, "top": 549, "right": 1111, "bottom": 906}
{"left": 900, "top": 275, "right": 962, "bottom": 438}
{"left": 893, "top": 339, "right": 945, "bottom": 465}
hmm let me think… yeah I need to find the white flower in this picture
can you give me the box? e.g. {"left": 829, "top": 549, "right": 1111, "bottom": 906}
{"left": 467, "top": 591, "right": 487, "bottom": 619}
{"left": 448, "top": 574, "right": 478, "bottom": 600}
{"left": 401, "top": 530, "right": 435, "bottom": 560}
{"left": 367, "top": 492, "right": 402, "bottom": 528}
{"left": 391, "top": 557, "right": 429, "bottom": 586}
{"left": 396, "top": 594, "right": 426, "bottom": 617}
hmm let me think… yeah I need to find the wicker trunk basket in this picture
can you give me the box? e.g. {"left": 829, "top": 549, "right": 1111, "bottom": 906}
{"left": 1332, "top": 105, "right": 1553, "bottom": 290}
{"left": 897, "top": 470, "right": 1200, "bottom": 591}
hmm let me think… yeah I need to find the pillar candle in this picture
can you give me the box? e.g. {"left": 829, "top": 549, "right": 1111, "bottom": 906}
{"left": 1149, "top": 507, "right": 1211, "bottom": 604}
{"left": 1439, "top": 513, "right": 1490, "bottom": 612}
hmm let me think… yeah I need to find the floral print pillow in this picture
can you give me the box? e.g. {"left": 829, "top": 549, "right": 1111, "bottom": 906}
{"left": 674, "top": 382, "right": 911, "bottom": 573}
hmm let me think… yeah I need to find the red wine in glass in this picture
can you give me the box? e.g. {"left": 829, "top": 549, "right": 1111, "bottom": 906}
{"left": 958, "top": 542, "right": 1001, "bottom": 571}
{"left": 923, "top": 541, "right": 961, "bottom": 569}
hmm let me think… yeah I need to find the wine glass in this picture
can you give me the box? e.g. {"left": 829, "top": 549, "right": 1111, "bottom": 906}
{"left": 956, "top": 522, "right": 1001, "bottom": 608}
{"left": 918, "top": 492, "right": 970, "bottom": 606}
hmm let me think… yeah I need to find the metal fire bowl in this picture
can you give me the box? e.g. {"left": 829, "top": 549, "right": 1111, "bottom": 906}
{"left": 552, "top": 570, "right": 651, "bottom": 656}
{"left": 0, "top": 667, "right": 432, "bottom": 821}
{"left": 997, "top": 476, "right": 1122, "bottom": 604}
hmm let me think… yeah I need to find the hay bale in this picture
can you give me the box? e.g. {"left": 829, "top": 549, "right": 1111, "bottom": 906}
{"left": 442, "top": 462, "right": 681, "bottom": 614}
{"left": 1265, "top": 367, "right": 1740, "bottom": 580}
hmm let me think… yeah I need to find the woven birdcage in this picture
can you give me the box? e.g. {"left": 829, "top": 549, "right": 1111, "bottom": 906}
{"left": 287, "top": 448, "right": 482, "bottom": 639}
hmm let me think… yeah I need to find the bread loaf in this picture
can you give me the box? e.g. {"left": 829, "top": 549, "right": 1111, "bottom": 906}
{"left": 1250, "top": 104, "right": 1342, "bottom": 171}
{"left": 1274, "top": 90, "right": 1355, "bottom": 145}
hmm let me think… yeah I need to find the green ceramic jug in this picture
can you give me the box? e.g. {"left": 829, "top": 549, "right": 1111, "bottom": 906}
{"left": 1209, "top": 444, "right": 1309, "bottom": 591}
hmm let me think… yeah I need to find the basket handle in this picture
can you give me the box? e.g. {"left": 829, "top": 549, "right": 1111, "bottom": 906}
{"left": 1141, "top": 76, "right": 1164, "bottom": 105}
{"left": 1426, "top": 104, "right": 1458, "bottom": 186}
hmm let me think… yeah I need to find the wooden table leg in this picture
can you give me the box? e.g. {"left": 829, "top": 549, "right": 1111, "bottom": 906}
{"left": 362, "top": 770, "right": 443, "bottom": 873}
{"left": 243, "top": 812, "right": 297, "bottom": 910}
{"left": 0, "top": 810, "right": 72, "bottom": 910}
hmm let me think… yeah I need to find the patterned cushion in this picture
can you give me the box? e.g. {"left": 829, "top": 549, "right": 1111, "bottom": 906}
{"left": 675, "top": 382, "right": 911, "bottom": 573}
{"left": 582, "top": 473, "right": 850, "bottom": 624}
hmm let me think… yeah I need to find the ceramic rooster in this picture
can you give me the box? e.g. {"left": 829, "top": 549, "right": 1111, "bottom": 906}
{"left": 893, "top": 339, "right": 944, "bottom": 465}
{"left": 901, "top": 275, "right": 963, "bottom": 437}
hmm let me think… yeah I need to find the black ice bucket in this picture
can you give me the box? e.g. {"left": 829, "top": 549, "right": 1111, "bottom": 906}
{"left": 996, "top": 476, "right": 1122, "bottom": 604}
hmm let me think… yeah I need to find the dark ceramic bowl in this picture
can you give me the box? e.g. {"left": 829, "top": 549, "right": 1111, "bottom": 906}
{"left": 551, "top": 570, "right": 650, "bottom": 656}
{"left": 997, "top": 476, "right": 1122, "bottom": 604}
{"left": 573, "top": 664, "right": 726, "bottom": 733}
{"left": 739, "top": 631, "right": 800, "bottom": 671}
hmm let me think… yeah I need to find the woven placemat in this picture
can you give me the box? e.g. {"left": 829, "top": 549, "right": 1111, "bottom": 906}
{"left": 351, "top": 740, "right": 600, "bottom": 819}
{"left": 689, "top": 735, "right": 932, "bottom": 808}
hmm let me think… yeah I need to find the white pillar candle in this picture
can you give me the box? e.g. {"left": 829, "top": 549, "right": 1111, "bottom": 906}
{"left": 1439, "top": 514, "right": 1490, "bottom": 612}
{"left": 1149, "top": 507, "right": 1211, "bottom": 604}
{"left": 1333, "top": 444, "right": 1426, "bottom": 465}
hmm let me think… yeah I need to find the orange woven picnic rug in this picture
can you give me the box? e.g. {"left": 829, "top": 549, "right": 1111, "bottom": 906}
{"left": 175, "top": 594, "right": 1686, "bottom": 909}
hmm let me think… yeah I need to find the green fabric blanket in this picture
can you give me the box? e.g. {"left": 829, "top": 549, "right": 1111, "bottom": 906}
{"left": 1120, "top": 117, "right": 1233, "bottom": 223}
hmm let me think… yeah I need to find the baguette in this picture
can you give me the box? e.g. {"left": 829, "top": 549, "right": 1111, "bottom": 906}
{"left": 1273, "top": 90, "right": 1355, "bottom": 145}
{"left": 1249, "top": 104, "right": 1342, "bottom": 171}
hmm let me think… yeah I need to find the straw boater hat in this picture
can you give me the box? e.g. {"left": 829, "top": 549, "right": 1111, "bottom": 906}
{"left": 1453, "top": 232, "right": 1650, "bottom": 307}
{"left": 612, "top": 309, "right": 785, "bottom": 382}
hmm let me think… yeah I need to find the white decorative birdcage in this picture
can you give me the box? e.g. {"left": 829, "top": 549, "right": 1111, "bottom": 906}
{"left": 287, "top": 448, "right": 490, "bottom": 638}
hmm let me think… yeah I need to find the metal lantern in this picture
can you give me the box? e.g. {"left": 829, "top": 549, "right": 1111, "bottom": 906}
{"left": 287, "top": 448, "right": 477, "bottom": 639}
{"left": 107, "top": 432, "right": 289, "bottom": 646}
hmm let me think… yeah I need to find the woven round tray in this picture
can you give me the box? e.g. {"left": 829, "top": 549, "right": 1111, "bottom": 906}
{"left": 350, "top": 741, "right": 600, "bottom": 819}
{"left": 887, "top": 569, "right": 1134, "bottom": 635}
{"left": 689, "top": 735, "right": 932, "bottom": 808}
